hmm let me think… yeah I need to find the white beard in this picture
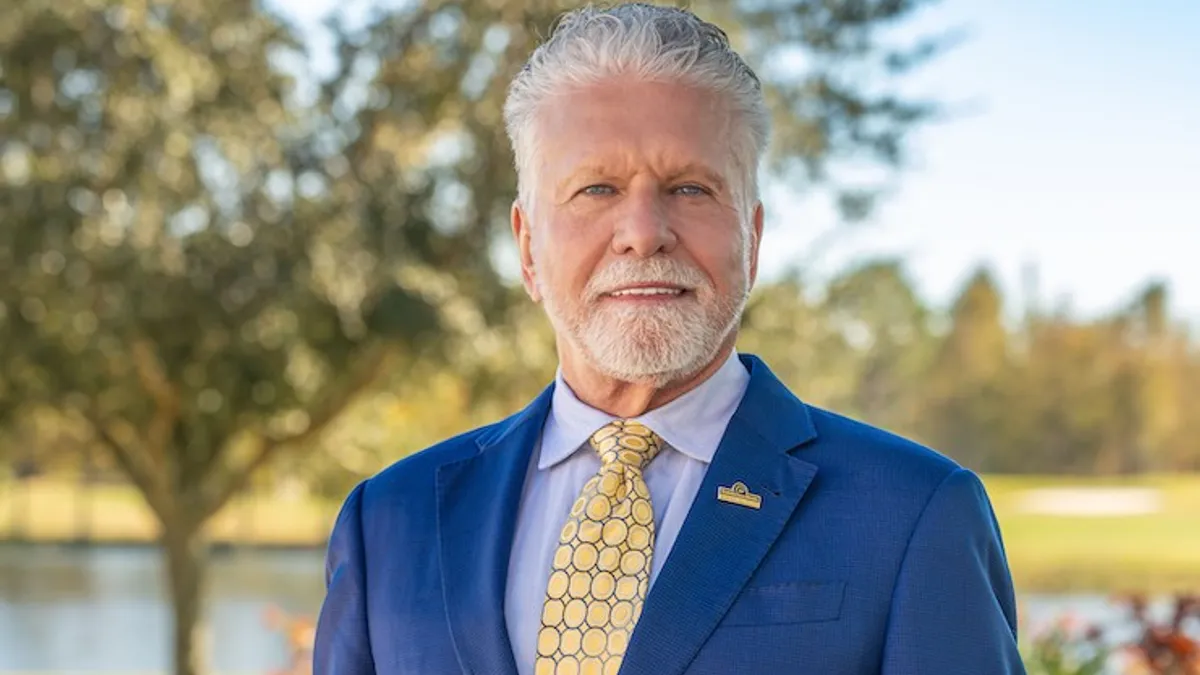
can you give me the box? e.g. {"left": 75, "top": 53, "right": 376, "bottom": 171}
{"left": 536, "top": 250, "right": 750, "bottom": 387}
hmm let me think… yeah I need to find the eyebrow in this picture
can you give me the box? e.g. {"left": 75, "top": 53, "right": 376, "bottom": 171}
{"left": 557, "top": 162, "right": 729, "bottom": 195}
{"left": 667, "top": 163, "right": 728, "bottom": 193}
{"left": 557, "top": 165, "right": 611, "bottom": 195}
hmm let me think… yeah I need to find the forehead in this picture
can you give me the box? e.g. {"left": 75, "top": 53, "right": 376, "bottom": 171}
{"left": 534, "top": 79, "right": 737, "bottom": 182}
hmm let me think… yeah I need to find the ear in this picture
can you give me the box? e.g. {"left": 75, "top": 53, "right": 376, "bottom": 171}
{"left": 512, "top": 200, "right": 542, "bottom": 302}
{"left": 747, "top": 201, "right": 764, "bottom": 288}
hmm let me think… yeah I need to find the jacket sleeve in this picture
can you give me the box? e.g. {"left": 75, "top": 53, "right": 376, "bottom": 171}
{"left": 314, "top": 480, "right": 376, "bottom": 675}
{"left": 880, "top": 468, "right": 1026, "bottom": 674}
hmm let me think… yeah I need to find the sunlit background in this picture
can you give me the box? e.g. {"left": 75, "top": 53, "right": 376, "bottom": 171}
{"left": 1, "top": 0, "right": 1197, "bottom": 674}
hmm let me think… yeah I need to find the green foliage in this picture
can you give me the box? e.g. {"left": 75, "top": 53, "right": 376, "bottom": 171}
{"left": 820, "top": 259, "right": 935, "bottom": 431}
{"left": 0, "top": 0, "right": 438, "bottom": 527}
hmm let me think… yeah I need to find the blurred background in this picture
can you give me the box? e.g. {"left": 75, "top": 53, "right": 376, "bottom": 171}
{"left": 1, "top": 0, "right": 1197, "bottom": 674}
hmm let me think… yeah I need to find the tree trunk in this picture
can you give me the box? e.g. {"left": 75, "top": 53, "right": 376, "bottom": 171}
{"left": 163, "top": 524, "right": 211, "bottom": 675}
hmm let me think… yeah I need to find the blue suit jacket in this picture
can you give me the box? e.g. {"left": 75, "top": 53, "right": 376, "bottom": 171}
{"left": 314, "top": 354, "right": 1025, "bottom": 674}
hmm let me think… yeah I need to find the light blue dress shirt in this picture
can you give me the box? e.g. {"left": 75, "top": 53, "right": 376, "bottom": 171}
{"left": 503, "top": 349, "right": 751, "bottom": 674}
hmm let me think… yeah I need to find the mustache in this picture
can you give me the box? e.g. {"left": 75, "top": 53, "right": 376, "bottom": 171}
{"left": 584, "top": 257, "right": 709, "bottom": 301}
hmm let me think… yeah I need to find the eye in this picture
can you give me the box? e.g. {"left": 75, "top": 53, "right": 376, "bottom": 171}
{"left": 580, "top": 184, "right": 616, "bottom": 196}
{"left": 673, "top": 184, "right": 710, "bottom": 196}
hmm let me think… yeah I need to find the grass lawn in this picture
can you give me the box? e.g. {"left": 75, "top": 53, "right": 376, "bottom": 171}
{"left": 2, "top": 474, "right": 1198, "bottom": 592}
{"left": 981, "top": 474, "right": 1200, "bottom": 593}
{"left": 0, "top": 478, "right": 340, "bottom": 547}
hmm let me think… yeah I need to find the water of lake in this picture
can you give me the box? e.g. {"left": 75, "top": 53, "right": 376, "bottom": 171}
{"left": 0, "top": 543, "right": 1134, "bottom": 673}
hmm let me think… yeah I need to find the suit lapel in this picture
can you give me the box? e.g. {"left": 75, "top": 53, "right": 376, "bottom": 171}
{"left": 619, "top": 355, "right": 820, "bottom": 675}
{"left": 436, "top": 385, "right": 554, "bottom": 675}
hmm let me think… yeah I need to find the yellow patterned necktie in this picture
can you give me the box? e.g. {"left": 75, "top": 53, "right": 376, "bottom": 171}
{"left": 535, "top": 420, "right": 665, "bottom": 675}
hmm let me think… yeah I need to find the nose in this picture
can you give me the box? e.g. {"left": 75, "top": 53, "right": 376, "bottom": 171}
{"left": 611, "top": 186, "right": 678, "bottom": 258}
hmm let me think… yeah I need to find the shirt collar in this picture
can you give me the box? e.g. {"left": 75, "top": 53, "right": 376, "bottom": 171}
{"left": 538, "top": 350, "right": 750, "bottom": 470}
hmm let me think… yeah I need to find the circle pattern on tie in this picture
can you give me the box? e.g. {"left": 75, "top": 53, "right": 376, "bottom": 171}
{"left": 534, "top": 420, "right": 663, "bottom": 675}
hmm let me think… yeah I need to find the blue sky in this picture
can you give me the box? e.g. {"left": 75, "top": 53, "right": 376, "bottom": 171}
{"left": 272, "top": 0, "right": 1200, "bottom": 323}
{"left": 763, "top": 0, "right": 1200, "bottom": 322}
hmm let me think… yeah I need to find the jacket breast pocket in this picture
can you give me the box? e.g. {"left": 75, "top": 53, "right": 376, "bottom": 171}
{"left": 719, "top": 580, "right": 846, "bottom": 627}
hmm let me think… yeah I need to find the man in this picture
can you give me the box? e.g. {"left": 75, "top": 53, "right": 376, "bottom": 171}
{"left": 314, "top": 4, "right": 1025, "bottom": 674}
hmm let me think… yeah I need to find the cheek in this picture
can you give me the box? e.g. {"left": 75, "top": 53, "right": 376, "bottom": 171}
{"left": 546, "top": 216, "right": 610, "bottom": 292}
{"left": 683, "top": 223, "right": 747, "bottom": 288}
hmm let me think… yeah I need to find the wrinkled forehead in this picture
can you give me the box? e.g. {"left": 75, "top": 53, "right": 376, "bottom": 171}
{"left": 532, "top": 79, "right": 740, "bottom": 191}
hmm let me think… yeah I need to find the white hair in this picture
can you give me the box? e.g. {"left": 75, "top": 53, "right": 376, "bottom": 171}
{"left": 503, "top": 3, "right": 771, "bottom": 218}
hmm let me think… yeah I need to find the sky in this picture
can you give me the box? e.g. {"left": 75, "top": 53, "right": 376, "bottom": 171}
{"left": 759, "top": 0, "right": 1200, "bottom": 323}
{"left": 271, "top": 0, "right": 1200, "bottom": 323}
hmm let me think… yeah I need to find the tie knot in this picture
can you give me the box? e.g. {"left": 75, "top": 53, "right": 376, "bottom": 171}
{"left": 588, "top": 420, "right": 664, "bottom": 470}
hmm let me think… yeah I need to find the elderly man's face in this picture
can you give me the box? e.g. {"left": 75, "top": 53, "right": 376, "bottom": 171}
{"left": 514, "top": 79, "right": 763, "bottom": 383}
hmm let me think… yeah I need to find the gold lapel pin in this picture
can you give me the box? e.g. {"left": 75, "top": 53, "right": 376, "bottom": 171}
{"left": 717, "top": 481, "right": 762, "bottom": 509}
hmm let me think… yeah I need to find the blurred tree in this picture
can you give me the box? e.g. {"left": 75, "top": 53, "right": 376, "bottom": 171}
{"left": 0, "top": 1, "right": 446, "bottom": 673}
{"left": 0, "top": 0, "right": 945, "bottom": 672}
{"left": 738, "top": 273, "right": 861, "bottom": 406}
{"left": 1124, "top": 284, "right": 1184, "bottom": 473}
{"left": 1095, "top": 284, "right": 1184, "bottom": 474}
{"left": 298, "top": 291, "right": 558, "bottom": 500}
{"left": 923, "top": 267, "right": 1013, "bottom": 470}
{"left": 936, "top": 268, "right": 1008, "bottom": 382}
{"left": 1006, "top": 284, "right": 1193, "bottom": 475}
{"left": 1015, "top": 317, "right": 1117, "bottom": 473}
{"left": 1165, "top": 357, "right": 1200, "bottom": 471}
{"left": 820, "top": 259, "right": 934, "bottom": 436}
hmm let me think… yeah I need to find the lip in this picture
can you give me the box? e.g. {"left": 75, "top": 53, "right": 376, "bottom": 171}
{"left": 600, "top": 283, "right": 691, "bottom": 300}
